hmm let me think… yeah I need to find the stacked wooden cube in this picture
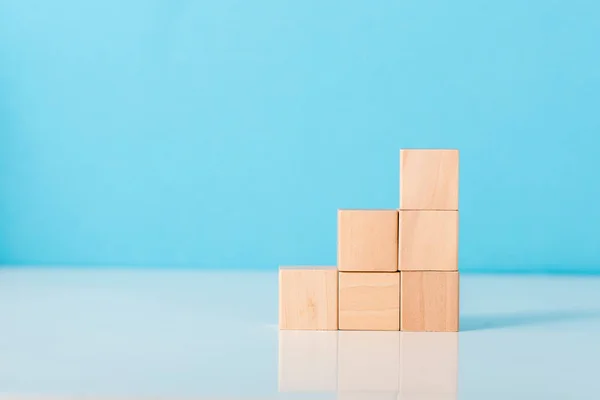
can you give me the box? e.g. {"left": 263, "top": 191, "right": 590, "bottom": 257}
{"left": 279, "top": 149, "right": 459, "bottom": 332}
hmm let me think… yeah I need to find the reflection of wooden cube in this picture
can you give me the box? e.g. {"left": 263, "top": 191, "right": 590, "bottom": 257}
{"left": 400, "top": 149, "right": 459, "bottom": 211}
{"left": 339, "top": 393, "right": 398, "bottom": 400}
{"left": 278, "top": 330, "right": 338, "bottom": 392}
{"left": 338, "top": 331, "right": 400, "bottom": 392}
{"left": 339, "top": 272, "right": 400, "bottom": 331}
{"left": 338, "top": 210, "right": 398, "bottom": 272}
{"left": 398, "top": 210, "right": 458, "bottom": 271}
{"left": 279, "top": 266, "right": 338, "bottom": 330}
{"left": 400, "top": 332, "right": 458, "bottom": 398}
{"left": 401, "top": 271, "right": 459, "bottom": 332}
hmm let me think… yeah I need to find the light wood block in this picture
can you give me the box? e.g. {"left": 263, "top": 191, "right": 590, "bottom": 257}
{"left": 338, "top": 331, "right": 400, "bottom": 392}
{"left": 400, "top": 332, "right": 458, "bottom": 398}
{"left": 398, "top": 210, "right": 458, "bottom": 271}
{"left": 339, "top": 272, "right": 400, "bottom": 331}
{"left": 279, "top": 266, "right": 338, "bottom": 330}
{"left": 401, "top": 271, "right": 459, "bottom": 332}
{"left": 278, "top": 330, "right": 338, "bottom": 392}
{"left": 400, "top": 149, "right": 459, "bottom": 211}
{"left": 338, "top": 209, "right": 398, "bottom": 272}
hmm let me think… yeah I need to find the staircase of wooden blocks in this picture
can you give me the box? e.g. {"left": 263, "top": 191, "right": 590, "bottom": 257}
{"left": 279, "top": 149, "right": 459, "bottom": 332}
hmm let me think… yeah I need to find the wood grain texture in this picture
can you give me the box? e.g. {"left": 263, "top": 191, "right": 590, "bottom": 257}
{"left": 398, "top": 210, "right": 458, "bottom": 271}
{"left": 279, "top": 266, "right": 338, "bottom": 330}
{"left": 400, "top": 271, "right": 459, "bottom": 332}
{"left": 338, "top": 209, "right": 398, "bottom": 272}
{"left": 339, "top": 272, "right": 400, "bottom": 331}
{"left": 400, "top": 149, "right": 459, "bottom": 211}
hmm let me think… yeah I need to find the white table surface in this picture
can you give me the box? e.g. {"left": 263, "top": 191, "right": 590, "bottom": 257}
{"left": 0, "top": 268, "right": 599, "bottom": 399}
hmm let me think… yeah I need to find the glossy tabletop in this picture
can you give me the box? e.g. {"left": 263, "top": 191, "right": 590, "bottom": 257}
{"left": 0, "top": 268, "right": 599, "bottom": 399}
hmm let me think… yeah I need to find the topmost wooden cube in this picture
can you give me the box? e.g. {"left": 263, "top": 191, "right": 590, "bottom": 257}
{"left": 400, "top": 149, "right": 459, "bottom": 210}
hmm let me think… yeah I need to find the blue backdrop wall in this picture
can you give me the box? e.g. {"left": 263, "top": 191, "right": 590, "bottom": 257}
{"left": 1, "top": 1, "right": 600, "bottom": 272}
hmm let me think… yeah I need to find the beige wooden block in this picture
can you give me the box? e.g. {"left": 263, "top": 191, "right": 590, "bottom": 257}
{"left": 400, "top": 149, "right": 459, "bottom": 211}
{"left": 339, "top": 272, "right": 400, "bottom": 331}
{"left": 278, "top": 330, "right": 338, "bottom": 392}
{"left": 398, "top": 210, "right": 458, "bottom": 271}
{"left": 401, "top": 271, "right": 459, "bottom": 332}
{"left": 279, "top": 266, "right": 338, "bottom": 330}
{"left": 338, "top": 209, "right": 398, "bottom": 272}
{"left": 400, "top": 332, "right": 458, "bottom": 398}
{"left": 338, "top": 331, "right": 400, "bottom": 392}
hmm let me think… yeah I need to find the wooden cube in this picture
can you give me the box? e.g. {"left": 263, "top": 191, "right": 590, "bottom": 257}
{"left": 339, "top": 272, "right": 400, "bottom": 331}
{"left": 400, "top": 271, "right": 459, "bottom": 332}
{"left": 338, "top": 210, "right": 398, "bottom": 272}
{"left": 400, "top": 149, "right": 459, "bottom": 211}
{"left": 338, "top": 331, "right": 400, "bottom": 392}
{"left": 278, "top": 330, "right": 338, "bottom": 392}
{"left": 398, "top": 210, "right": 458, "bottom": 271}
{"left": 400, "top": 332, "right": 458, "bottom": 397}
{"left": 279, "top": 266, "right": 338, "bottom": 330}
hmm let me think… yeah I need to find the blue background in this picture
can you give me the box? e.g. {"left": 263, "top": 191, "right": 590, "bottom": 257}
{"left": 1, "top": 1, "right": 599, "bottom": 273}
